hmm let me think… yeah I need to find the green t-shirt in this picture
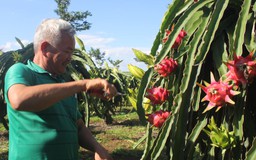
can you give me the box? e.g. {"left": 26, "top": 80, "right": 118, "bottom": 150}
{"left": 4, "top": 60, "right": 82, "bottom": 160}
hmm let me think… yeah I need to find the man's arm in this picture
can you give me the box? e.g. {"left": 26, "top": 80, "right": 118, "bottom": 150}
{"left": 8, "top": 78, "right": 117, "bottom": 112}
{"left": 77, "top": 118, "right": 113, "bottom": 160}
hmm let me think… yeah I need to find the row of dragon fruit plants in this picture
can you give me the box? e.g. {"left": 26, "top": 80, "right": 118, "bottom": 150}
{"left": 127, "top": 0, "right": 256, "bottom": 159}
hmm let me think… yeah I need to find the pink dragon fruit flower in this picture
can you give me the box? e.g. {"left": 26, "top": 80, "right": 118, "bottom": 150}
{"left": 162, "top": 28, "right": 187, "bottom": 49}
{"left": 146, "top": 110, "right": 171, "bottom": 128}
{"left": 154, "top": 57, "right": 178, "bottom": 77}
{"left": 145, "top": 87, "right": 169, "bottom": 105}
{"left": 197, "top": 72, "right": 240, "bottom": 113}
{"left": 225, "top": 52, "right": 256, "bottom": 86}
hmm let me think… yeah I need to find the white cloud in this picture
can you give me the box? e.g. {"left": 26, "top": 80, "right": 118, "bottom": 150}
{"left": 77, "top": 34, "right": 115, "bottom": 49}
{"left": 104, "top": 47, "right": 148, "bottom": 71}
{"left": 0, "top": 42, "right": 13, "bottom": 51}
{"left": 0, "top": 40, "right": 30, "bottom": 52}
{"left": 76, "top": 33, "right": 149, "bottom": 71}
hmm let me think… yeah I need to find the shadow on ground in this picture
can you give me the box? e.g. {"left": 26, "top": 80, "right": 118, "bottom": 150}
{"left": 112, "top": 148, "right": 143, "bottom": 160}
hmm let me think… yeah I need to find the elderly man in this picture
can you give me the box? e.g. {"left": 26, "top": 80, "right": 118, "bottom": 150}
{"left": 5, "top": 18, "right": 116, "bottom": 160}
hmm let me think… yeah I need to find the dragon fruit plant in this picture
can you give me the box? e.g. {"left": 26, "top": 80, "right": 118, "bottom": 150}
{"left": 129, "top": 0, "right": 256, "bottom": 159}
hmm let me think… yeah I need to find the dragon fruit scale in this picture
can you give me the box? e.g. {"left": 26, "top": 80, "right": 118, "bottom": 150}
{"left": 197, "top": 73, "right": 240, "bottom": 113}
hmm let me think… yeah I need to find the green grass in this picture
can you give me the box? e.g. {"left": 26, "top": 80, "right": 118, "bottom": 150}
{"left": 86, "top": 111, "right": 147, "bottom": 159}
{"left": 0, "top": 125, "right": 8, "bottom": 160}
{"left": 0, "top": 139, "right": 8, "bottom": 153}
{"left": 0, "top": 124, "right": 6, "bottom": 132}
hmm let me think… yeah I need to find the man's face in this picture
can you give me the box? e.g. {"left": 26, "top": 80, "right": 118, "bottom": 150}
{"left": 47, "top": 34, "right": 75, "bottom": 75}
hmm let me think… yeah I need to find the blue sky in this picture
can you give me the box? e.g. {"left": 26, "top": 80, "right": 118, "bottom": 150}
{"left": 0, "top": 0, "right": 171, "bottom": 71}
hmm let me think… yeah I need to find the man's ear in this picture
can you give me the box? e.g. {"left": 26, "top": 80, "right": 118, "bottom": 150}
{"left": 41, "top": 41, "right": 50, "bottom": 56}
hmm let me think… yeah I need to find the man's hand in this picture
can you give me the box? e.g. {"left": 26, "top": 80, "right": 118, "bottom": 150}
{"left": 94, "top": 146, "right": 113, "bottom": 160}
{"left": 84, "top": 78, "right": 117, "bottom": 100}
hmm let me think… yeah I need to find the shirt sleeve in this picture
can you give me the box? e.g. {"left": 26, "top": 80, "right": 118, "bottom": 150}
{"left": 4, "top": 63, "right": 34, "bottom": 101}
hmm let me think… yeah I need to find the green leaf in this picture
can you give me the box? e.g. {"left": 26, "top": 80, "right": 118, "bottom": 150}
{"left": 211, "top": 35, "right": 229, "bottom": 77}
{"left": 156, "top": 0, "right": 214, "bottom": 64}
{"left": 246, "top": 137, "right": 256, "bottom": 160}
{"left": 244, "top": 13, "right": 256, "bottom": 52}
{"left": 186, "top": 114, "right": 208, "bottom": 159}
{"left": 75, "top": 35, "right": 85, "bottom": 51}
{"left": 146, "top": 112, "right": 177, "bottom": 160}
{"left": 159, "top": 0, "right": 184, "bottom": 32}
{"left": 133, "top": 133, "right": 147, "bottom": 149}
{"left": 232, "top": 89, "right": 246, "bottom": 159}
{"left": 194, "top": 0, "right": 230, "bottom": 64}
{"left": 150, "top": 31, "right": 161, "bottom": 56}
{"left": 208, "top": 146, "right": 215, "bottom": 160}
{"left": 127, "top": 64, "right": 145, "bottom": 79}
{"left": 15, "top": 37, "right": 25, "bottom": 49}
{"left": 233, "top": 0, "right": 252, "bottom": 55}
{"left": 136, "top": 67, "right": 154, "bottom": 125}
{"left": 132, "top": 48, "right": 154, "bottom": 65}
{"left": 140, "top": 124, "right": 153, "bottom": 160}
{"left": 73, "top": 50, "right": 96, "bottom": 69}
{"left": 184, "top": 7, "right": 205, "bottom": 34}
{"left": 128, "top": 96, "right": 137, "bottom": 110}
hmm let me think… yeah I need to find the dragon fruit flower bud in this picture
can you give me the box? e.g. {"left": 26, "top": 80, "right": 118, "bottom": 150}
{"left": 145, "top": 87, "right": 170, "bottom": 105}
{"left": 154, "top": 57, "right": 178, "bottom": 77}
{"left": 204, "top": 117, "right": 236, "bottom": 150}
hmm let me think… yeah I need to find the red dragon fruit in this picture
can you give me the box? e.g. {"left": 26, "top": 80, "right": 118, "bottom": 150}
{"left": 197, "top": 73, "right": 240, "bottom": 113}
{"left": 162, "top": 30, "right": 171, "bottom": 43}
{"left": 162, "top": 29, "right": 187, "bottom": 49}
{"left": 225, "top": 52, "right": 256, "bottom": 86}
{"left": 154, "top": 57, "right": 178, "bottom": 77}
{"left": 146, "top": 110, "right": 171, "bottom": 128}
{"left": 145, "top": 87, "right": 169, "bottom": 105}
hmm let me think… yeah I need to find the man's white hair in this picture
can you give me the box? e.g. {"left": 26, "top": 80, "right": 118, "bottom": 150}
{"left": 33, "top": 18, "right": 76, "bottom": 52}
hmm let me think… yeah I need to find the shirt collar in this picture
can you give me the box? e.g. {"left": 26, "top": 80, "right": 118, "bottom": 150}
{"left": 26, "top": 60, "right": 48, "bottom": 74}
{"left": 26, "top": 60, "right": 63, "bottom": 81}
